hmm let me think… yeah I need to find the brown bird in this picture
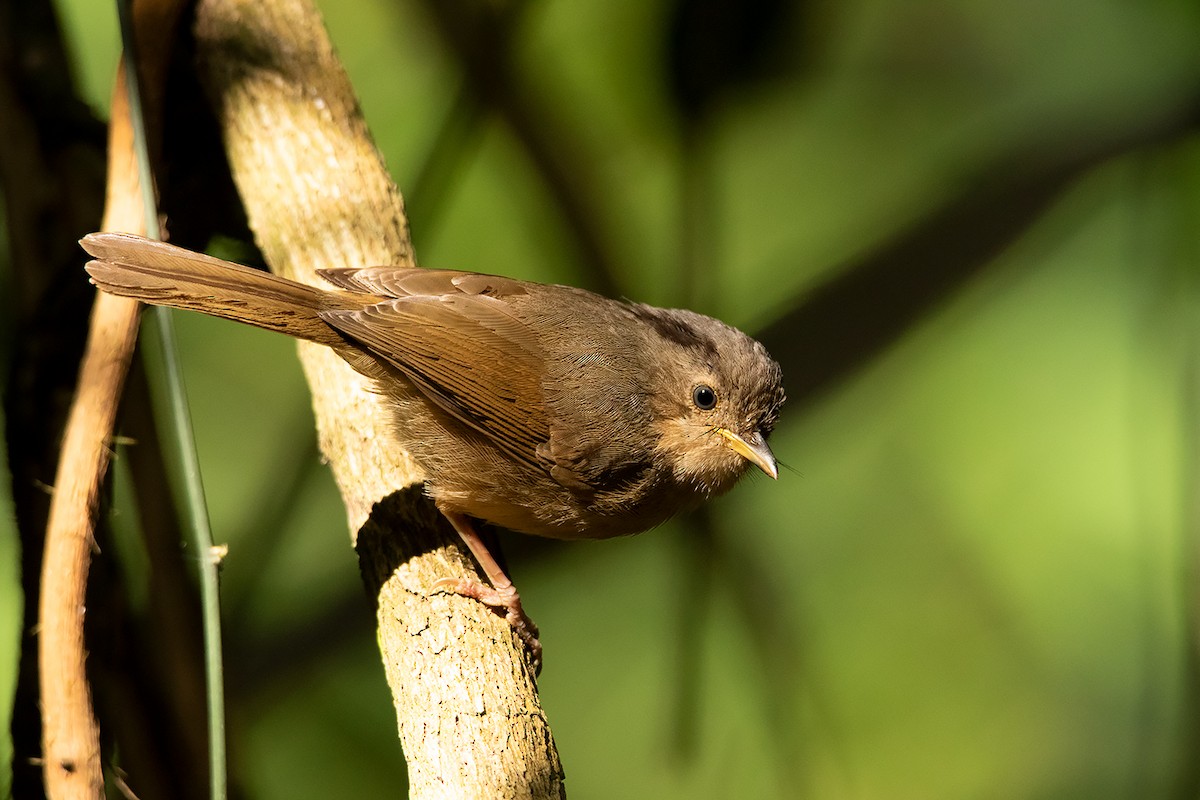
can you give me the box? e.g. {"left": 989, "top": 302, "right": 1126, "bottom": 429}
{"left": 81, "top": 232, "right": 785, "bottom": 667}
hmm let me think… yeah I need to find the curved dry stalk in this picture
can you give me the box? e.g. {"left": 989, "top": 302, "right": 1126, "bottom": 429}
{"left": 38, "top": 59, "right": 148, "bottom": 798}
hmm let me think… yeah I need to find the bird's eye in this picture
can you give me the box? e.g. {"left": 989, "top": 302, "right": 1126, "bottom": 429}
{"left": 692, "top": 384, "right": 717, "bottom": 410}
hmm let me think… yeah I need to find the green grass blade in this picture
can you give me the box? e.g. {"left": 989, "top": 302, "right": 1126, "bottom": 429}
{"left": 115, "top": 2, "right": 227, "bottom": 798}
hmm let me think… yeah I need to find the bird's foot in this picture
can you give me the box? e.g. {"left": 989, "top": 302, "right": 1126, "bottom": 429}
{"left": 434, "top": 575, "right": 542, "bottom": 674}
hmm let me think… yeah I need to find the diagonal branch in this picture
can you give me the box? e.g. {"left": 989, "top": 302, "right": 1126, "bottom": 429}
{"left": 758, "top": 92, "right": 1200, "bottom": 412}
{"left": 190, "top": 0, "right": 563, "bottom": 796}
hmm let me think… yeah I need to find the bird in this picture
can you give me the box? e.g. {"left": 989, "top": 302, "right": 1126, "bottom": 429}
{"left": 81, "top": 232, "right": 785, "bottom": 669}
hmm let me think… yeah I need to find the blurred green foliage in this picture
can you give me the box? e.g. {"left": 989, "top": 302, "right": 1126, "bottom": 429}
{"left": 3, "top": 0, "right": 1199, "bottom": 797}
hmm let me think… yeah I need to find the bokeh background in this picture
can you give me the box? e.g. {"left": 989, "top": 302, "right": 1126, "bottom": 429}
{"left": 3, "top": 0, "right": 1200, "bottom": 797}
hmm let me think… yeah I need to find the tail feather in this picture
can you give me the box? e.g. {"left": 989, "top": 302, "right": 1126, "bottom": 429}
{"left": 81, "top": 232, "right": 363, "bottom": 348}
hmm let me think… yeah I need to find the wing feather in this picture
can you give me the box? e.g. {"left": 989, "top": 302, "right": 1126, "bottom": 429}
{"left": 319, "top": 293, "right": 548, "bottom": 468}
{"left": 317, "top": 266, "right": 530, "bottom": 300}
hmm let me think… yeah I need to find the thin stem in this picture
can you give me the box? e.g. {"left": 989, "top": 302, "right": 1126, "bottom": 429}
{"left": 116, "top": 1, "right": 227, "bottom": 797}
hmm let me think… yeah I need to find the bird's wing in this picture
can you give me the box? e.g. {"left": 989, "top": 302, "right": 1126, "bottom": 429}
{"left": 317, "top": 265, "right": 532, "bottom": 301}
{"left": 316, "top": 268, "right": 549, "bottom": 469}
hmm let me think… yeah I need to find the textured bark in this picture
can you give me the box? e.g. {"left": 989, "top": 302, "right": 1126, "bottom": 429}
{"left": 190, "top": 0, "right": 564, "bottom": 796}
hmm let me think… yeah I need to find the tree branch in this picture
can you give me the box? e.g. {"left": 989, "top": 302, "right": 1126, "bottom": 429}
{"left": 190, "top": 1, "right": 563, "bottom": 796}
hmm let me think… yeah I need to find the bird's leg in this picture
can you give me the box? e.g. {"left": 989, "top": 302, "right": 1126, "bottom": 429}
{"left": 434, "top": 508, "right": 542, "bottom": 672}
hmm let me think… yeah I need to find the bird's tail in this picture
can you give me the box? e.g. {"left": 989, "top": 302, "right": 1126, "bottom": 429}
{"left": 81, "top": 232, "right": 361, "bottom": 348}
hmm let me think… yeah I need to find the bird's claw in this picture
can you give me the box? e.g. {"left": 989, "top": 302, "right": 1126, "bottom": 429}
{"left": 433, "top": 576, "right": 543, "bottom": 674}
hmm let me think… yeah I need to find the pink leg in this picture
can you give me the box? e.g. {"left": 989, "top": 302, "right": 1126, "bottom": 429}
{"left": 434, "top": 508, "right": 542, "bottom": 672}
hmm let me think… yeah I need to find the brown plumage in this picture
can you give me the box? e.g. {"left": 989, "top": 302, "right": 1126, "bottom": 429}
{"left": 81, "top": 232, "right": 785, "bottom": 668}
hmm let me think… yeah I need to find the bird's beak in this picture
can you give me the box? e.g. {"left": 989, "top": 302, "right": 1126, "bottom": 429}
{"left": 715, "top": 428, "right": 778, "bottom": 479}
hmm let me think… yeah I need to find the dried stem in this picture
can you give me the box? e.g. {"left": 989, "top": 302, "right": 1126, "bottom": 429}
{"left": 38, "top": 60, "right": 147, "bottom": 798}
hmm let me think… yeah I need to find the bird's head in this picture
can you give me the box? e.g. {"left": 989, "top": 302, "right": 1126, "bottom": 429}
{"left": 633, "top": 306, "right": 785, "bottom": 497}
